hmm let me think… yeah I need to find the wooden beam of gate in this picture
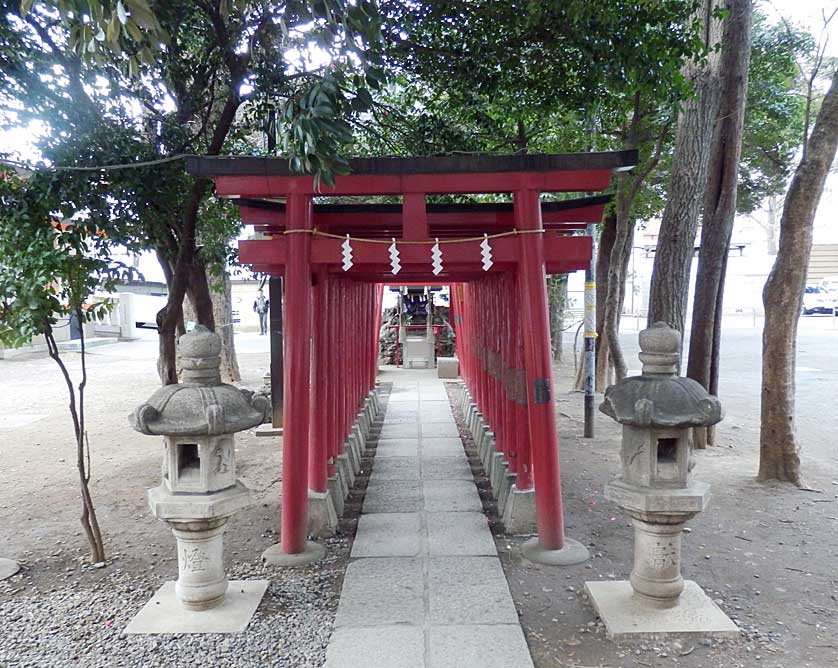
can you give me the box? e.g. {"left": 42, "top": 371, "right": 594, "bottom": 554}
{"left": 236, "top": 196, "right": 611, "bottom": 231}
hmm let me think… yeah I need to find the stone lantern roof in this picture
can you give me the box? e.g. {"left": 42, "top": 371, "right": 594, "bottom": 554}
{"left": 130, "top": 325, "right": 269, "bottom": 436}
{"left": 599, "top": 322, "right": 723, "bottom": 429}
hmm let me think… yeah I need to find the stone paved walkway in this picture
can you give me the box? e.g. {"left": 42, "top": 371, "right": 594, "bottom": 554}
{"left": 323, "top": 372, "right": 535, "bottom": 668}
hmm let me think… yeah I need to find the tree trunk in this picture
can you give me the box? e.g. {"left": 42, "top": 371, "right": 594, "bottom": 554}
{"left": 156, "top": 93, "right": 242, "bottom": 386}
{"left": 595, "top": 211, "right": 616, "bottom": 390}
{"left": 759, "top": 69, "right": 838, "bottom": 485}
{"left": 602, "top": 172, "right": 636, "bottom": 381}
{"left": 44, "top": 321, "right": 105, "bottom": 563}
{"left": 647, "top": 0, "right": 724, "bottom": 334}
{"left": 547, "top": 274, "right": 567, "bottom": 363}
{"left": 615, "top": 219, "right": 634, "bottom": 328}
{"left": 157, "top": 239, "right": 199, "bottom": 385}
{"left": 687, "top": 0, "right": 752, "bottom": 448}
{"left": 182, "top": 263, "right": 239, "bottom": 382}
{"left": 186, "top": 255, "right": 216, "bottom": 329}
{"left": 210, "top": 270, "right": 241, "bottom": 382}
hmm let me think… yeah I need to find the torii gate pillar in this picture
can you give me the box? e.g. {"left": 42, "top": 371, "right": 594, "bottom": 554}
{"left": 263, "top": 193, "right": 325, "bottom": 565}
{"left": 515, "top": 189, "right": 589, "bottom": 566}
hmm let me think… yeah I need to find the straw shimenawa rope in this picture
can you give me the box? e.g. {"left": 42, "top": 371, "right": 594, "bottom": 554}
{"left": 280, "top": 228, "right": 545, "bottom": 244}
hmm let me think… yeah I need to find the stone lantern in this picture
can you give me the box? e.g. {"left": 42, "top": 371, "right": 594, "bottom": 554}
{"left": 125, "top": 326, "right": 270, "bottom": 632}
{"left": 585, "top": 323, "right": 738, "bottom": 640}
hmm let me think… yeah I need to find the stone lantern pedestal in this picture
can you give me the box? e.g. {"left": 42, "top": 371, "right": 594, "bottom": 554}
{"left": 585, "top": 323, "right": 738, "bottom": 641}
{"left": 124, "top": 326, "right": 271, "bottom": 634}
{"left": 0, "top": 558, "right": 19, "bottom": 580}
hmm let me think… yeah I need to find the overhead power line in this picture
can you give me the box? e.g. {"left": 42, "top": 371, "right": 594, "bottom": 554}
{"left": 0, "top": 153, "right": 196, "bottom": 172}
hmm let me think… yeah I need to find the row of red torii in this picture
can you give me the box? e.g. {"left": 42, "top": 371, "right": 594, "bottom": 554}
{"left": 187, "top": 151, "right": 637, "bottom": 563}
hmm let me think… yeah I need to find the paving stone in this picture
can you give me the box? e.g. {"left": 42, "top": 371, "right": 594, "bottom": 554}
{"left": 419, "top": 392, "right": 449, "bottom": 402}
{"left": 423, "top": 480, "right": 482, "bottom": 512}
{"left": 325, "top": 627, "right": 426, "bottom": 668}
{"left": 364, "top": 479, "right": 423, "bottom": 513}
{"left": 386, "top": 405, "right": 419, "bottom": 416}
{"left": 334, "top": 558, "right": 425, "bottom": 627}
{"left": 427, "top": 557, "right": 519, "bottom": 625}
{"left": 421, "top": 456, "right": 473, "bottom": 480}
{"left": 351, "top": 513, "right": 423, "bottom": 557}
{"left": 418, "top": 412, "right": 457, "bottom": 424}
{"left": 380, "top": 422, "right": 421, "bottom": 439}
{"left": 420, "top": 438, "right": 464, "bottom": 457}
{"left": 427, "top": 511, "right": 497, "bottom": 556}
{"left": 377, "top": 438, "right": 420, "bottom": 457}
{"left": 370, "top": 456, "right": 421, "bottom": 482}
{"left": 381, "top": 414, "right": 419, "bottom": 424}
{"left": 421, "top": 422, "right": 460, "bottom": 438}
{"left": 418, "top": 400, "right": 453, "bottom": 414}
{"left": 429, "top": 625, "right": 534, "bottom": 668}
{"left": 324, "top": 378, "right": 535, "bottom": 668}
{"left": 387, "top": 391, "right": 420, "bottom": 404}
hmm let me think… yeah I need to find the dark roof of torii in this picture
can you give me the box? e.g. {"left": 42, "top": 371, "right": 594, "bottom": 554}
{"left": 186, "top": 151, "right": 638, "bottom": 178}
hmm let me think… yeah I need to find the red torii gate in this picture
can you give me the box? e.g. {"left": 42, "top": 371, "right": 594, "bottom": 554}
{"left": 187, "top": 151, "right": 636, "bottom": 564}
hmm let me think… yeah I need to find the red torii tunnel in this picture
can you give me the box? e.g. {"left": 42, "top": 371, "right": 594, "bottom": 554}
{"left": 187, "top": 151, "right": 637, "bottom": 562}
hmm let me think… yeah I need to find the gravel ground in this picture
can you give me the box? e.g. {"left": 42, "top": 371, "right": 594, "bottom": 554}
{"left": 0, "top": 334, "right": 370, "bottom": 668}
{"left": 0, "top": 537, "right": 351, "bottom": 668}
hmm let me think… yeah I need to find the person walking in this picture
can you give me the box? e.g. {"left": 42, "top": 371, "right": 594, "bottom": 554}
{"left": 253, "top": 289, "right": 270, "bottom": 335}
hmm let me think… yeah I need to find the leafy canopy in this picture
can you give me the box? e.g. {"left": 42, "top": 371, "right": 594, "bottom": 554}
{"left": 738, "top": 13, "right": 813, "bottom": 213}
{"left": 0, "top": 169, "right": 135, "bottom": 346}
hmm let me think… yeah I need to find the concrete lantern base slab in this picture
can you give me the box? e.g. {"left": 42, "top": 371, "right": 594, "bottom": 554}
{"left": 308, "top": 490, "right": 338, "bottom": 538}
{"left": 262, "top": 541, "right": 326, "bottom": 567}
{"left": 254, "top": 424, "right": 283, "bottom": 437}
{"left": 0, "top": 558, "right": 20, "bottom": 580}
{"left": 123, "top": 580, "right": 269, "bottom": 634}
{"left": 521, "top": 537, "right": 590, "bottom": 566}
{"left": 585, "top": 580, "right": 739, "bottom": 641}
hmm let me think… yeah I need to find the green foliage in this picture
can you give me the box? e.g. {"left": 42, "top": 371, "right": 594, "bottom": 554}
{"left": 738, "top": 13, "right": 814, "bottom": 213}
{"left": 356, "top": 2, "right": 703, "bottom": 223}
{"left": 361, "top": 3, "right": 817, "bottom": 226}
{"left": 0, "top": 169, "right": 136, "bottom": 346}
{"left": 380, "top": 1, "right": 702, "bottom": 120}
{"left": 2, "top": 0, "right": 385, "bottom": 194}
{"left": 0, "top": 0, "right": 386, "bottom": 346}
{"left": 20, "top": 0, "right": 167, "bottom": 74}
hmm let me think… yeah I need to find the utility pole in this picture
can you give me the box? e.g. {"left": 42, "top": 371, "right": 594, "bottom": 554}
{"left": 584, "top": 223, "right": 596, "bottom": 438}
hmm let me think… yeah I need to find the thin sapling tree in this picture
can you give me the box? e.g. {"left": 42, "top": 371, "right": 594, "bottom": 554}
{"left": 0, "top": 169, "right": 137, "bottom": 563}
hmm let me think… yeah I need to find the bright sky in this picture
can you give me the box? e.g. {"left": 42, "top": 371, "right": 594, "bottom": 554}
{"left": 764, "top": 0, "right": 838, "bottom": 50}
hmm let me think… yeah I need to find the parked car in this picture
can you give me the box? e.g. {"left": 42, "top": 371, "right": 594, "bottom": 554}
{"left": 821, "top": 276, "right": 838, "bottom": 299}
{"left": 133, "top": 293, "right": 168, "bottom": 328}
{"left": 802, "top": 286, "right": 835, "bottom": 315}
